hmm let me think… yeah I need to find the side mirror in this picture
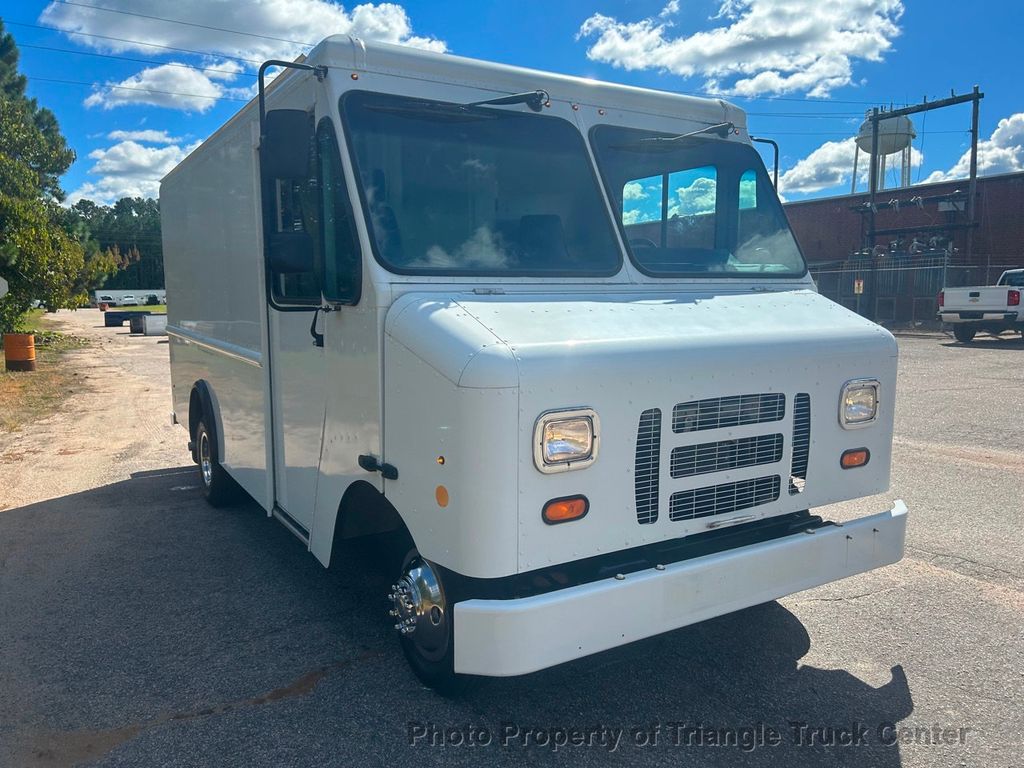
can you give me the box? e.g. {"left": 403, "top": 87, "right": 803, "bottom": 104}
{"left": 261, "top": 109, "right": 312, "bottom": 179}
{"left": 268, "top": 231, "right": 314, "bottom": 274}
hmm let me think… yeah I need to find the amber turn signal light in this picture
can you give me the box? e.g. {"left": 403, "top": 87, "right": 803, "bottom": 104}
{"left": 840, "top": 448, "right": 870, "bottom": 469}
{"left": 542, "top": 495, "right": 590, "bottom": 525}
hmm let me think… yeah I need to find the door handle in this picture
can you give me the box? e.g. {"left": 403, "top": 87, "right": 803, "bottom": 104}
{"left": 358, "top": 454, "right": 399, "bottom": 480}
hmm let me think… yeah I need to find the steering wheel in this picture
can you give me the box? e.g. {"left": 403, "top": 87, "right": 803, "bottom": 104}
{"left": 628, "top": 237, "right": 658, "bottom": 249}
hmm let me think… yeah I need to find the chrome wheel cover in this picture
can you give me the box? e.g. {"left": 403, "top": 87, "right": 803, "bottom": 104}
{"left": 199, "top": 431, "right": 213, "bottom": 487}
{"left": 389, "top": 556, "right": 449, "bottom": 661}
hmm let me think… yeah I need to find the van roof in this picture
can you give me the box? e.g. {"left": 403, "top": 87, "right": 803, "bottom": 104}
{"left": 313, "top": 36, "right": 744, "bottom": 128}
{"left": 162, "top": 37, "right": 745, "bottom": 186}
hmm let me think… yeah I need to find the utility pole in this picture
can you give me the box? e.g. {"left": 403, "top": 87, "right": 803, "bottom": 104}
{"left": 868, "top": 108, "right": 880, "bottom": 321}
{"left": 860, "top": 88, "right": 984, "bottom": 322}
{"left": 966, "top": 85, "right": 981, "bottom": 263}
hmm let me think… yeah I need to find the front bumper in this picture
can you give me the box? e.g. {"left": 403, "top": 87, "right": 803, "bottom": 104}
{"left": 453, "top": 500, "right": 907, "bottom": 676}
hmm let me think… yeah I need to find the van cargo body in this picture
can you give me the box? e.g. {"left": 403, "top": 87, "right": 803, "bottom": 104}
{"left": 162, "top": 37, "right": 907, "bottom": 691}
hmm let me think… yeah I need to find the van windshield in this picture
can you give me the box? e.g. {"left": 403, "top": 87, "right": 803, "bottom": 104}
{"left": 590, "top": 125, "right": 807, "bottom": 278}
{"left": 340, "top": 91, "right": 621, "bottom": 276}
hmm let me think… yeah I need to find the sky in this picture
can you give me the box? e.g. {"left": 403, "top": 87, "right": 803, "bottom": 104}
{"left": 4, "top": 0, "right": 1022, "bottom": 206}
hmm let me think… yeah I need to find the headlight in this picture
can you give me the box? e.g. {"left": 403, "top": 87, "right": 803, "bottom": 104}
{"left": 839, "top": 379, "right": 879, "bottom": 428}
{"left": 533, "top": 408, "right": 599, "bottom": 473}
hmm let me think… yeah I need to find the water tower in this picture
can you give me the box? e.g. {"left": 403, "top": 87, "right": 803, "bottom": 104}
{"left": 851, "top": 111, "right": 916, "bottom": 193}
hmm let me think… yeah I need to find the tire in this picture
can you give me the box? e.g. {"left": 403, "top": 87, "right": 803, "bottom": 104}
{"left": 195, "top": 419, "right": 240, "bottom": 507}
{"left": 390, "top": 547, "right": 474, "bottom": 696}
{"left": 953, "top": 325, "right": 976, "bottom": 344}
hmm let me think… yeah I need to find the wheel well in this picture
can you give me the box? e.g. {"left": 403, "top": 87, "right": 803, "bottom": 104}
{"left": 329, "top": 480, "right": 405, "bottom": 566}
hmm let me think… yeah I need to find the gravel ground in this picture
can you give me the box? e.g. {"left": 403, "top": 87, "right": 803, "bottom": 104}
{"left": 0, "top": 310, "right": 1021, "bottom": 768}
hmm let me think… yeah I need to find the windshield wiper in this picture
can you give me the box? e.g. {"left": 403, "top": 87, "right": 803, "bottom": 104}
{"left": 365, "top": 102, "right": 499, "bottom": 122}
{"left": 464, "top": 89, "right": 549, "bottom": 113}
{"left": 640, "top": 122, "right": 736, "bottom": 144}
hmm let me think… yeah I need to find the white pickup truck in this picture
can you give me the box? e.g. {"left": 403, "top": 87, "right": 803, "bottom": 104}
{"left": 939, "top": 269, "right": 1024, "bottom": 343}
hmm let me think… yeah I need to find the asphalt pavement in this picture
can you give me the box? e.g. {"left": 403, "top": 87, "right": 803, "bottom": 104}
{"left": 0, "top": 313, "right": 1021, "bottom": 767}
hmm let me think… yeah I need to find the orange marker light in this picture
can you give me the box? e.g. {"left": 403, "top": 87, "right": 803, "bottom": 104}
{"left": 840, "top": 448, "right": 870, "bottom": 469}
{"left": 542, "top": 496, "right": 589, "bottom": 525}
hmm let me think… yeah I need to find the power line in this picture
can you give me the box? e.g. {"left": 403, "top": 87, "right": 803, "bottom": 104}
{"left": 51, "top": 0, "right": 317, "bottom": 48}
{"left": 5, "top": 20, "right": 264, "bottom": 65}
{"left": 17, "top": 42, "right": 256, "bottom": 78}
{"left": 12, "top": 12, "right": 970, "bottom": 119}
{"left": 26, "top": 75, "right": 249, "bottom": 103}
{"left": 36, "top": 4, "right": 928, "bottom": 110}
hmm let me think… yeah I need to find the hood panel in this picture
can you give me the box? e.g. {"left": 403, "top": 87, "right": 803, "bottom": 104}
{"left": 386, "top": 289, "right": 897, "bottom": 575}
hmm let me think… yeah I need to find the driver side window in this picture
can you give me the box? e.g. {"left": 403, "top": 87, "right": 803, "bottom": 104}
{"left": 317, "top": 119, "right": 361, "bottom": 305}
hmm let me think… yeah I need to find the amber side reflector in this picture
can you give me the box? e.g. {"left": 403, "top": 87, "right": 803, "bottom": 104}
{"left": 543, "top": 496, "right": 590, "bottom": 525}
{"left": 840, "top": 448, "right": 870, "bottom": 469}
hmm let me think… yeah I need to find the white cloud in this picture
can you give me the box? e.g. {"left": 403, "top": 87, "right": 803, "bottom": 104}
{"left": 577, "top": 0, "right": 903, "bottom": 98}
{"left": 780, "top": 136, "right": 922, "bottom": 195}
{"left": 40, "top": 0, "right": 445, "bottom": 61}
{"left": 41, "top": 0, "right": 445, "bottom": 111}
{"left": 779, "top": 138, "right": 859, "bottom": 194}
{"left": 623, "top": 181, "right": 648, "bottom": 200}
{"left": 107, "top": 129, "right": 182, "bottom": 144}
{"left": 924, "top": 112, "right": 1024, "bottom": 183}
{"left": 67, "top": 139, "right": 200, "bottom": 205}
{"left": 669, "top": 176, "right": 717, "bottom": 217}
{"left": 84, "top": 62, "right": 250, "bottom": 112}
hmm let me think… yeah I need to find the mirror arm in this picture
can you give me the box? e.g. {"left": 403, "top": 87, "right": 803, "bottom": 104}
{"left": 751, "top": 136, "right": 780, "bottom": 189}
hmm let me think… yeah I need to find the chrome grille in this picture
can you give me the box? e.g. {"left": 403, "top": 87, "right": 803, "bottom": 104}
{"left": 634, "top": 408, "right": 662, "bottom": 524}
{"left": 789, "top": 393, "right": 811, "bottom": 494}
{"left": 669, "top": 475, "right": 781, "bottom": 521}
{"left": 672, "top": 393, "right": 786, "bottom": 434}
{"left": 670, "top": 433, "right": 783, "bottom": 478}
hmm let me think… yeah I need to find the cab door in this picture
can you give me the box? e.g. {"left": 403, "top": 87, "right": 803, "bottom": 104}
{"left": 264, "top": 115, "right": 327, "bottom": 533}
{"left": 263, "top": 114, "right": 364, "bottom": 535}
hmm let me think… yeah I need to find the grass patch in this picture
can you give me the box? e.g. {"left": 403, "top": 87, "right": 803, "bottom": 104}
{"left": 111, "top": 304, "right": 166, "bottom": 313}
{"left": 14, "top": 308, "right": 44, "bottom": 332}
{"left": 0, "top": 317, "right": 90, "bottom": 433}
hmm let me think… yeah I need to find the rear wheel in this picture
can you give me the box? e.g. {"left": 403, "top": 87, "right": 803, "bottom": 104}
{"left": 953, "top": 325, "right": 976, "bottom": 344}
{"left": 389, "top": 548, "right": 473, "bottom": 696}
{"left": 195, "top": 419, "right": 240, "bottom": 507}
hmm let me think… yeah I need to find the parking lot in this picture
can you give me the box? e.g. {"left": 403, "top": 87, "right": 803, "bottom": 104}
{"left": 1, "top": 310, "right": 1021, "bottom": 767}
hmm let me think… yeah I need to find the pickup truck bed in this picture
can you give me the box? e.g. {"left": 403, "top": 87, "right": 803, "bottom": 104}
{"left": 939, "top": 269, "right": 1023, "bottom": 343}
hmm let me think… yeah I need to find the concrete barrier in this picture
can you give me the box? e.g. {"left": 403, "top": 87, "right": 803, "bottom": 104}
{"left": 143, "top": 315, "right": 168, "bottom": 336}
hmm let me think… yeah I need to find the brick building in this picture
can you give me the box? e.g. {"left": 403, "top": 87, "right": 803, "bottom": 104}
{"left": 783, "top": 171, "right": 1024, "bottom": 323}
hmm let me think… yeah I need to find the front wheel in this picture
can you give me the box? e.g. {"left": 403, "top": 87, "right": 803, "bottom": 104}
{"left": 953, "top": 325, "right": 976, "bottom": 344}
{"left": 389, "top": 549, "right": 473, "bottom": 696}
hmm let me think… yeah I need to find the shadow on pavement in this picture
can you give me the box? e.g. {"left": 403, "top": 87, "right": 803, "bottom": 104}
{"left": 0, "top": 466, "right": 913, "bottom": 767}
{"left": 940, "top": 336, "right": 1024, "bottom": 350}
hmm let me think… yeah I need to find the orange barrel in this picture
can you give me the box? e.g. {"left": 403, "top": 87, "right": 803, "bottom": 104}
{"left": 99, "top": 302, "right": 109, "bottom": 312}
{"left": 3, "top": 333, "right": 37, "bottom": 372}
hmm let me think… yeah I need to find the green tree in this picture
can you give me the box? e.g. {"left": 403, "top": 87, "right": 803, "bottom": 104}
{"left": 0, "top": 20, "right": 83, "bottom": 332}
{"left": 64, "top": 197, "right": 164, "bottom": 291}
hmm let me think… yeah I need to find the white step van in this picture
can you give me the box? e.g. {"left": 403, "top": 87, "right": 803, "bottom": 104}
{"left": 162, "top": 37, "right": 907, "bottom": 693}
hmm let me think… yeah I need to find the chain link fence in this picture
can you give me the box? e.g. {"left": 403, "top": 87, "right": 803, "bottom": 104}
{"left": 810, "top": 255, "right": 1023, "bottom": 325}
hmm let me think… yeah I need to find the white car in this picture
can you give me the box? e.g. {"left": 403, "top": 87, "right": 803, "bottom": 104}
{"left": 121, "top": 294, "right": 139, "bottom": 306}
{"left": 98, "top": 294, "right": 117, "bottom": 306}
